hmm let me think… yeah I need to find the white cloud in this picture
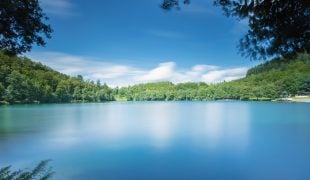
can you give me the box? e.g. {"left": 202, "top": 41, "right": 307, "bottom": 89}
{"left": 39, "top": 0, "right": 76, "bottom": 16}
{"left": 192, "top": 64, "right": 218, "bottom": 72}
{"left": 29, "top": 52, "right": 140, "bottom": 86}
{"left": 202, "top": 67, "right": 248, "bottom": 83}
{"left": 28, "top": 51, "right": 248, "bottom": 87}
{"left": 147, "top": 30, "right": 185, "bottom": 39}
{"left": 137, "top": 62, "right": 175, "bottom": 81}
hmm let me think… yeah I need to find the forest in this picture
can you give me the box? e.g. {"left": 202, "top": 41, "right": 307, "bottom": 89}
{"left": 0, "top": 52, "right": 309, "bottom": 104}
{"left": 0, "top": 52, "right": 114, "bottom": 104}
{"left": 117, "top": 54, "right": 310, "bottom": 101}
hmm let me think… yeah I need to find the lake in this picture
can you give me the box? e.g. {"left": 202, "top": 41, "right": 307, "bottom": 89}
{"left": 0, "top": 101, "right": 310, "bottom": 179}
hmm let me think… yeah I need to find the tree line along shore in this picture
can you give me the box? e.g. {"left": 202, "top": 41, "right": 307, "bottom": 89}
{"left": 0, "top": 52, "right": 309, "bottom": 105}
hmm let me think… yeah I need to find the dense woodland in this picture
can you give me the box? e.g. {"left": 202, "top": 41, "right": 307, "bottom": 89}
{"left": 0, "top": 52, "right": 309, "bottom": 104}
{"left": 0, "top": 52, "right": 114, "bottom": 104}
{"left": 117, "top": 54, "right": 310, "bottom": 101}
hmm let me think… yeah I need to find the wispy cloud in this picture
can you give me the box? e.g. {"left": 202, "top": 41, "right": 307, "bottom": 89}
{"left": 29, "top": 51, "right": 248, "bottom": 87}
{"left": 146, "top": 29, "right": 185, "bottom": 39}
{"left": 137, "top": 62, "right": 176, "bottom": 81}
{"left": 202, "top": 67, "right": 248, "bottom": 83}
{"left": 181, "top": 4, "right": 215, "bottom": 15}
{"left": 29, "top": 52, "right": 141, "bottom": 86}
{"left": 39, "top": 0, "right": 77, "bottom": 16}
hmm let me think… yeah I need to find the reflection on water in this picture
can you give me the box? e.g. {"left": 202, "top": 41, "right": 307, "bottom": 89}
{"left": 146, "top": 104, "right": 177, "bottom": 149}
{"left": 203, "top": 103, "right": 250, "bottom": 150}
{"left": 89, "top": 103, "right": 178, "bottom": 149}
{"left": 0, "top": 102, "right": 310, "bottom": 180}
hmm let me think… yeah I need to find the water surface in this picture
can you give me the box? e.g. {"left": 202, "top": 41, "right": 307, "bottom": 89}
{"left": 0, "top": 102, "right": 310, "bottom": 179}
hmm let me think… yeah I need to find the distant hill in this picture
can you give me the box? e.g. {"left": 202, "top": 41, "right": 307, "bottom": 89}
{"left": 0, "top": 52, "right": 114, "bottom": 104}
{"left": 117, "top": 54, "right": 310, "bottom": 101}
{"left": 247, "top": 54, "right": 309, "bottom": 76}
{"left": 0, "top": 52, "right": 309, "bottom": 104}
{"left": 239, "top": 54, "right": 310, "bottom": 98}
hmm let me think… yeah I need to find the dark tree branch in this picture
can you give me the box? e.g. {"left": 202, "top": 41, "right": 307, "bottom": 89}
{"left": 0, "top": 0, "right": 52, "bottom": 55}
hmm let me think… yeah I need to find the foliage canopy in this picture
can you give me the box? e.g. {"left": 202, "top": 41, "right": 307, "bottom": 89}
{"left": 0, "top": 0, "right": 52, "bottom": 55}
{"left": 0, "top": 160, "right": 54, "bottom": 180}
{"left": 0, "top": 52, "right": 114, "bottom": 104}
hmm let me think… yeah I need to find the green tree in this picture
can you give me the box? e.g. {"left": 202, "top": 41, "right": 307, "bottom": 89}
{"left": 73, "top": 86, "right": 84, "bottom": 102}
{"left": 0, "top": 65, "right": 10, "bottom": 86}
{"left": 0, "top": 82, "right": 4, "bottom": 100}
{"left": 4, "top": 71, "right": 30, "bottom": 103}
{"left": 0, "top": 52, "right": 116, "bottom": 104}
{"left": 0, "top": 0, "right": 52, "bottom": 55}
{"left": 55, "top": 80, "right": 72, "bottom": 102}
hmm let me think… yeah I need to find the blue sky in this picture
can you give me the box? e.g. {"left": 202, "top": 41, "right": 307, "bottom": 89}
{"left": 29, "top": 0, "right": 259, "bottom": 86}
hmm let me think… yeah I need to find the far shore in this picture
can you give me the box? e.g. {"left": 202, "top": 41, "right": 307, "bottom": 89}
{"left": 1, "top": 96, "right": 310, "bottom": 105}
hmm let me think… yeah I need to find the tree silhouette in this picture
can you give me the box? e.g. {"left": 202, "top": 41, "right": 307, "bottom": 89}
{"left": 0, "top": 0, "right": 52, "bottom": 55}
{"left": 161, "top": 0, "right": 310, "bottom": 60}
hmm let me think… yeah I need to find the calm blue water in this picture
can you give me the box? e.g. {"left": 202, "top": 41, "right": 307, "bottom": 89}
{"left": 0, "top": 101, "right": 310, "bottom": 180}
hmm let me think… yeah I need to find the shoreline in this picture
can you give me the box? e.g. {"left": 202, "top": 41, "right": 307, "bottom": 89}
{"left": 277, "top": 96, "right": 310, "bottom": 103}
{"left": 1, "top": 96, "right": 309, "bottom": 106}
